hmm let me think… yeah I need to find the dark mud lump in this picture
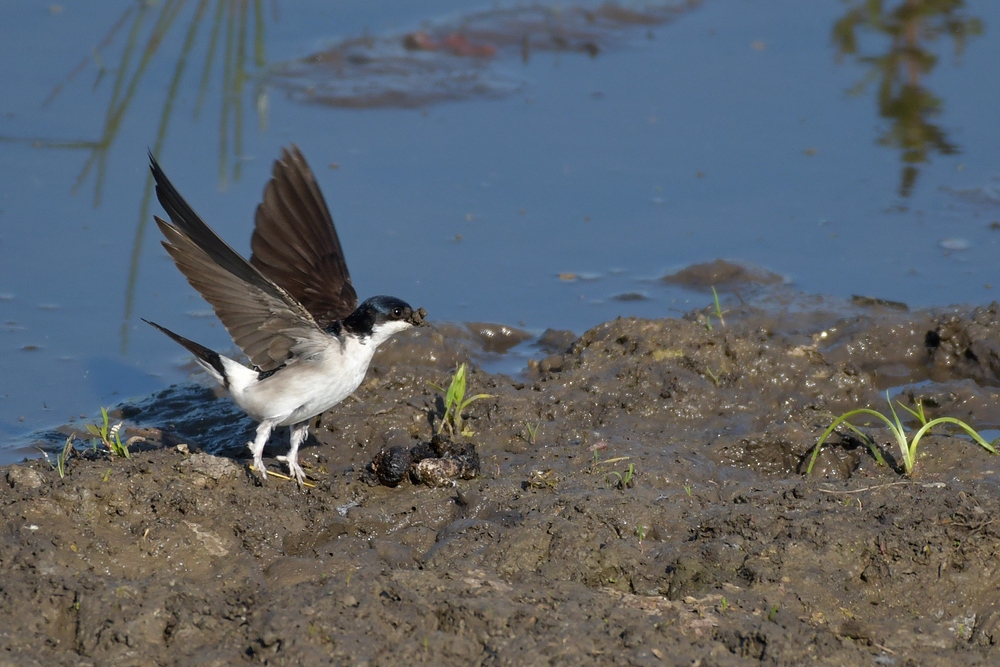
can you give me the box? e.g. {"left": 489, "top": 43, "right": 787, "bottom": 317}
{"left": 367, "top": 434, "right": 480, "bottom": 488}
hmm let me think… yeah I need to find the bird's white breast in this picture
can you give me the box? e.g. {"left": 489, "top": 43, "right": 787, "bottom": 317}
{"left": 230, "top": 335, "right": 378, "bottom": 426}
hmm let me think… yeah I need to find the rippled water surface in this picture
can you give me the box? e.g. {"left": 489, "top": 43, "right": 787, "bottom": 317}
{"left": 1, "top": 0, "right": 999, "bottom": 462}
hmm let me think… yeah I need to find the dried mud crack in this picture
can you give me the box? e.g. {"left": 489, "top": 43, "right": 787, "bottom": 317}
{"left": 4, "top": 303, "right": 1000, "bottom": 666}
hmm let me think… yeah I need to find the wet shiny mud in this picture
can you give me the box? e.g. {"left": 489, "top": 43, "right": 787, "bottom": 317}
{"left": 4, "top": 295, "right": 1000, "bottom": 665}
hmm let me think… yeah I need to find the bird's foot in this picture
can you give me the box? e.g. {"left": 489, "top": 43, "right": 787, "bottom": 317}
{"left": 287, "top": 458, "right": 307, "bottom": 489}
{"left": 252, "top": 455, "right": 268, "bottom": 483}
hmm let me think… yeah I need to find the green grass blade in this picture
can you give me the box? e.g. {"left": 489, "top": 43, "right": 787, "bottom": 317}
{"left": 806, "top": 408, "right": 898, "bottom": 475}
{"left": 908, "top": 417, "right": 998, "bottom": 465}
{"left": 885, "top": 393, "right": 905, "bottom": 434}
{"left": 896, "top": 399, "right": 927, "bottom": 425}
{"left": 451, "top": 363, "right": 467, "bottom": 406}
{"left": 837, "top": 422, "right": 888, "bottom": 467}
{"left": 458, "top": 393, "right": 493, "bottom": 412}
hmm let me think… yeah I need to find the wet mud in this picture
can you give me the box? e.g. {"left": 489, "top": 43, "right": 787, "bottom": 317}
{"left": 5, "top": 293, "right": 1000, "bottom": 665}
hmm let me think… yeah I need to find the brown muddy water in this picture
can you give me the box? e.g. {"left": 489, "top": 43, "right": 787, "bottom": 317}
{"left": 4, "top": 288, "right": 1000, "bottom": 665}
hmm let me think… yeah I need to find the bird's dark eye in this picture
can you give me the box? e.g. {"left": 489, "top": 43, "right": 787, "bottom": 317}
{"left": 392, "top": 308, "right": 402, "bottom": 318}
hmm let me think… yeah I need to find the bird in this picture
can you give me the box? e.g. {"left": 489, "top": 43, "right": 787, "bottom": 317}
{"left": 143, "top": 145, "right": 426, "bottom": 486}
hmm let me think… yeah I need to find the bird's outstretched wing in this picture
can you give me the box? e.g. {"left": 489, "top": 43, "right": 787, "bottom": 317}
{"left": 150, "top": 153, "right": 324, "bottom": 372}
{"left": 250, "top": 145, "right": 358, "bottom": 327}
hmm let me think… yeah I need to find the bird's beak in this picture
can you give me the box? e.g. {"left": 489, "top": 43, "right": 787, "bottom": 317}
{"left": 409, "top": 307, "right": 428, "bottom": 327}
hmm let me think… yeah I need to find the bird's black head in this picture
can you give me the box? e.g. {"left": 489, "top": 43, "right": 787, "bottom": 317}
{"left": 343, "top": 295, "right": 426, "bottom": 341}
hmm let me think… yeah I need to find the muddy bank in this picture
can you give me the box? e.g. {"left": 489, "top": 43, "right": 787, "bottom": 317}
{"left": 4, "top": 298, "right": 1000, "bottom": 666}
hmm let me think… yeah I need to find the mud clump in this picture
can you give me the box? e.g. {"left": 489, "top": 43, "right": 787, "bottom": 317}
{"left": 369, "top": 444, "right": 412, "bottom": 486}
{"left": 928, "top": 301, "right": 1000, "bottom": 384}
{"left": 368, "top": 434, "right": 480, "bottom": 487}
{"left": 5, "top": 302, "right": 1000, "bottom": 665}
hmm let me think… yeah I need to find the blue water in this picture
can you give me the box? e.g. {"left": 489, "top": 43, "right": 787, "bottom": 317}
{"left": 1, "top": 0, "right": 998, "bottom": 462}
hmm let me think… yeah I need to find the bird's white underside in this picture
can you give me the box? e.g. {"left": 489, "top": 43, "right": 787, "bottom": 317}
{"left": 214, "top": 318, "right": 413, "bottom": 426}
{"left": 186, "top": 319, "right": 414, "bottom": 486}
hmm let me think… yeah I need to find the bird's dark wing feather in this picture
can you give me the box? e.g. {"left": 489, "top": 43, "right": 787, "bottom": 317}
{"left": 249, "top": 144, "right": 358, "bottom": 327}
{"left": 150, "top": 153, "right": 323, "bottom": 372}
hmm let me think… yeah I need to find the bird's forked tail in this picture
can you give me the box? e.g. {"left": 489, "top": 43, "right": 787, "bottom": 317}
{"left": 143, "top": 319, "right": 230, "bottom": 387}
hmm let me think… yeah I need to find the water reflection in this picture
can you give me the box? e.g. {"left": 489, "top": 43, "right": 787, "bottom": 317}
{"left": 832, "top": 0, "right": 983, "bottom": 197}
{"left": 271, "top": 2, "right": 698, "bottom": 108}
{"left": 11, "top": 1, "right": 274, "bottom": 351}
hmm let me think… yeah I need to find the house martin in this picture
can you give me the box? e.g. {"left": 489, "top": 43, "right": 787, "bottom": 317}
{"left": 144, "top": 145, "right": 426, "bottom": 486}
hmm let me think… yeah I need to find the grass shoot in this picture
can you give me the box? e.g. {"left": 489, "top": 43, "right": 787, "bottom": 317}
{"left": 524, "top": 420, "right": 541, "bottom": 445}
{"left": 38, "top": 435, "right": 75, "bottom": 479}
{"left": 606, "top": 462, "right": 636, "bottom": 489}
{"left": 805, "top": 391, "right": 997, "bottom": 476}
{"left": 711, "top": 286, "right": 727, "bottom": 327}
{"left": 85, "top": 408, "right": 130, "bottom": 458}
{"left": 429, "top": 363, "right": 493, "bottom": 437}
{"left": 703, "top": 286, "right": 728, "bottom": 330}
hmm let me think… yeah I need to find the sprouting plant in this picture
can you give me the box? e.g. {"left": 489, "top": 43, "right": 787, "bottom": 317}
{"left": 703, "top": 286, "right": 728, "bottom": 330}
{"left": 635, "top": 524, "right": 647, "bottom": 544}
{"left": 720, "top": 597, "right": 729, "bottom": 613}
{"left": 684, "top": 483, "right": 693, "bottom": 497}
{"left": 429, "top": 363, "right": 493, "bottom": 437}
{"left": 55, "top": 435, "right": 73, "bottom": 477}
{"left": 711, "top": 286, "right": 727, "bottom": 327}
{"left": 523, "top": 420, "right": 541, "bottom": 445}
{"left": 586, "top": 442, "right": 610, "bottom": 474}
{"left": 85, "top": 407, "right": 130, "bottom": 458}
{"left": 705, "top": 368, "right": 720, "bottom": 387}
{"left": 606, "top": 462, "right": 636, "bottom": 489}
{"left": 805, "top": 391, "right": 997, "bottom": 476}
{"left": 38, "top": 435, "right": 75, "bottom": 479}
